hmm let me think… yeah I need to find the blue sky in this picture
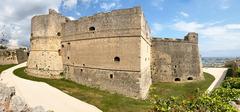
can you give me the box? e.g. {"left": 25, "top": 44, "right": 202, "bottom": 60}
{"left": 0, "top": 0, "right": 240, "bottom": 57}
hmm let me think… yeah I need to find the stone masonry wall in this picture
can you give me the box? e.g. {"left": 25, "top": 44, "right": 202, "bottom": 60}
{"left": 27, "top": 7, "right": 203, "bottom": 99}
{"left": 26, "top": 9, "right": 68, "bottom": 78}
{"left": 151, "top": 33, "right": 203, "bottom": 82}
{"left": 0, "top": 83, "right": 47, "bottom": 112}
{"left": 61, "top": 7, "right": 151, "bottom": 99}
{"left": 139, "top": 12, "right": 152, "bottom": 98}
{"left": 16, "top": 49, "right": 28, "bottom": 64}
{"left": 0, "top": 49, "right": 18, "bottom": 65}
{"left": 0, "top": 49, "right": 28, "bottom": 65}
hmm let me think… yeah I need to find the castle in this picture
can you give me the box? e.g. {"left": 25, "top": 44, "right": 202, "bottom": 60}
{"left": 0, "top": 48, "right": 28, "bottom": 65}
{"left": 26, "top": 7, "right": 203, "bottom": 99}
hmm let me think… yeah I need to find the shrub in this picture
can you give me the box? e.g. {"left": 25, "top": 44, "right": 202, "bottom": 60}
{"left": 152, "top": 87, "right": 239, "bottom": 112}
{"left": 222, "top": 77, "right": 240, "bottom": 89}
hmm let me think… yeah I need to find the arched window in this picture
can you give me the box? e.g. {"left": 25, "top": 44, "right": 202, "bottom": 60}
{"left": 57, "top": 32, "right": 61, "bottom": 36}
{"left": 58, "top": 49, "right": 61, "bottom": 56}
{"left": 114, "top": 57, "right": 120, "bottom": 62}
{"left": 89, "top": 26, "right": 95, "bottom": 31}
{"left": 187, "top": 77, "right": 193, "bottom": 80}
{"left": 110, "top": 74, "right": 114, "bottom": 79}
{"left": 175, "top": 78, "right": 181, "bottom": 81}
{"left": 65, "top": 18, "right": 69, "bottom": 22}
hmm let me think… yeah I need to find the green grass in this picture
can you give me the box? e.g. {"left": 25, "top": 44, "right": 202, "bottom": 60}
{"left": 14, "top": 67, "right": 152, "bottom": 112}
{"left": 0, "top": 64, "right": 16, "bottom": 73}
{"left": 13, "top": 67, "right": 215, "bottom": 112}
{"left": 150, "top": 73, "right": 215, "bottom": 99}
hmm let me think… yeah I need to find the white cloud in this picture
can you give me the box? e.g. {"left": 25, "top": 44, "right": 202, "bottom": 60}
{"left": 100, "top": 2, "right": 116, "bottom": 11}
{"left": 225, "top": 24, "right": 240, "bottom": 30}
{"left": 174, "top": 21, "right": 204, "bottom": 32}
{"left": 220, "top": 0, "right": 230, "bottom": 10}
{"left": 62, "top": 0, "right": 92, "bottom": 9}
{"left": 76, "top": 12, "right": 81, "bottom": 16}
{"left": 151, "top": 0, "right": 164, "bottom": 10}
{"left": 173, "top": 21, "right": 240, "bottom": 56}
{"left": 7, "top": 39, "right": 19, "bottom": 49}
{"left": 0, "top": 0, "right": 61, "bottom": 48}
{"left": 152, "top": 23, "right": 163, "bottom": 35}
{"left": 68, "top": 16, "right": 76, "bottom": 20}
{"left": 81, "top": 0, "right": 91, "bottom": 3}
{"left": 179, "top": 11, "right": 189, "bottom": 18}
{"left": 62, "top": 0, "right": 77, "bottom": 9}
{"left": 100, "top": 2, "right": 121, "bottom": 11}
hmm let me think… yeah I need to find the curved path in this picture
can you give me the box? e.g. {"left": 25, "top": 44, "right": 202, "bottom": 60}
{"left": 203, "top": 68, "right": 228, "bottom": 92}
{"left": 0, "top": 62, "right": 102, "bottom": 112}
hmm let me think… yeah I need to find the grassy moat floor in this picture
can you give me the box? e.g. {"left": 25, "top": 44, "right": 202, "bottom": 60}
{"left": 0, "top": 64, "right": 16, "bottom": 73}
{"left": 13, "top": 67, "right": 215, "bottom": 112}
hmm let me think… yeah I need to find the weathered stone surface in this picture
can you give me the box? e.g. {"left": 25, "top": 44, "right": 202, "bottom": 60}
{"left": 0, "top": 106, "right": 6, "bottom": 112}
{"left": 0, "top": 49, "right": 28, "bottom": 65}
{"left": 9, "top": 96, "right": 29, "bottom": 112}
{"left": 26, "top": 9, "right": 67, "bottom": 78}
{"left": 151, "top": 33, "right": 203, "bottom": 82}
{"left": 26, "top": 7, "right": 202, "bottom": 99}
{"left": 61, "top": 7, "right": 151, "bottom": 99}
{"left": 0, "top": 83, "right": 15, "bottom": 104}
{"left": 31, "top": 106, "right": 46, "bottom": 112}
{"left": 0, "top": 83, "right": 47, "bottom": 112}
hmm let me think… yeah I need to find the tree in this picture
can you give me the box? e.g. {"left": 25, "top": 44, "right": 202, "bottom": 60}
{"left": 0, "top": 25, "right": 10, "bottom": 48}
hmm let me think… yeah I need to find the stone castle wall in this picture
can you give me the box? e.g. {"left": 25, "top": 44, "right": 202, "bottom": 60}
{"left": 151, "top": 33, "right": 203, "bottom": 82}
{"left": 0, "top": 49, "right": 28, "bottom": 65}
{"left": 26, "top": 7, "right": 203, "bottom": 99}
{"left": 26, "top": 10, "right": 68, "bottom": 78}
{"left": 61, "top": 7, "right": 151, "bottom": 99}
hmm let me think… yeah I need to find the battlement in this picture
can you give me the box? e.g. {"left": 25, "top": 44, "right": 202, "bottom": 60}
{"left": 152, "top": 32, "right": 198, "bottom": 43}
{"left": 78, "top": 7, "right": 142, "bottom": 21}
{"left": 152, "top": 37, "right": 185, "bottom": 42}
{"left": 49, "top": 9, "right": 58, "bottom": 14}
{"left": 32, "top": 9, "right": 63, "bottom": 18}
{"left": 31, "top": 9, "right": 68, "bottom": 38}
{"left": 61, "top": 7, "right": 147, "bottom": 42}
{"left": 184, "top": 32, "right": 198, "bottom": 43}
{"left": 27, "top": 9, "right": 65, "bottom": 79}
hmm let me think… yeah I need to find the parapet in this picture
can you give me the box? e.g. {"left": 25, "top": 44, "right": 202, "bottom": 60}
{"left": 61, "top": 7, "right": 144, "bottom": 42}
{"left": 152, "top": 32, "right": 199, "bottom": 43}
{"left": 79, "top": 6, "right": 142, "bottom": 20}
{"left": 49, "top": 9, "right": 58, "bottom": 14}
{"left": 152, "top": 37, "right": 185, "bottom": 42}
{"left": 184, "top": 32, "right": 198, "bottom": 43}
{"left": 31, "top": 9, "right": 68, "bottom": 39}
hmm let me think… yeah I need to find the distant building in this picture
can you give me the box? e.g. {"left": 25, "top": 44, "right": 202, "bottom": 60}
{"left": 203, "top": 57, "right": 237, "bottom": 68}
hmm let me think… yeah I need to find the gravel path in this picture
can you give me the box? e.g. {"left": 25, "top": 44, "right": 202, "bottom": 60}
{"left": 203, "top": 68, "right": 228, "bottom": 92}
{"left": 0, "top": 62, "right": 102, "bottom": 112}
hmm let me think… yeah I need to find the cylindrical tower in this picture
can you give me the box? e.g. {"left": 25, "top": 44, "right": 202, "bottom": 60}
{"left": 26, "top": 9, "right": 68, "bottom": 78}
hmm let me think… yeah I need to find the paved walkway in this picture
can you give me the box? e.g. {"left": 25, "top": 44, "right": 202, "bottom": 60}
{"left": 203, "top": 68, "right": 228, "bottom": 92}
{"left": 0, "top": 62, "right": 102, "bottom": 112}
